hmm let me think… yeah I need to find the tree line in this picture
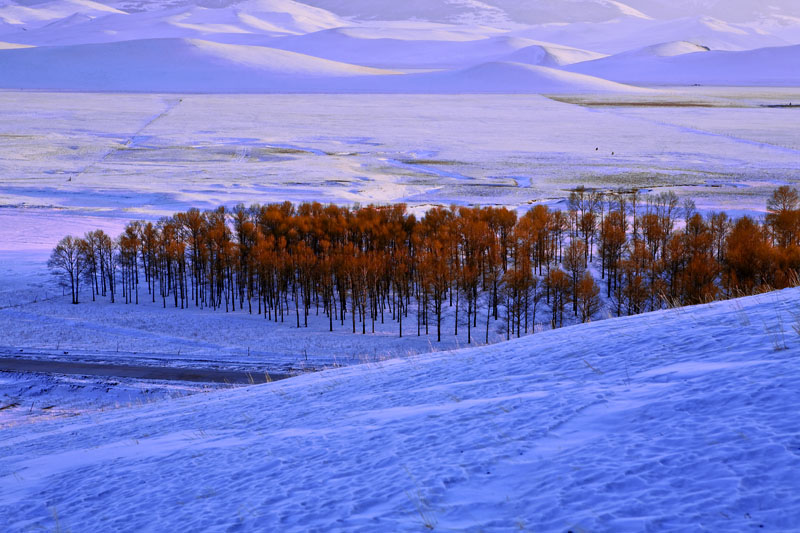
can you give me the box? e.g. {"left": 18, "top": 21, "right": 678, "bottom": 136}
{"left": 48, "top": 186, "right": 800, "bottom": 344}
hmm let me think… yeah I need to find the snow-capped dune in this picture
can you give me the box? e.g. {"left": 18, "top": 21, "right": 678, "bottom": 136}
{"left": 0, "top": 0, "right": 797, "bottom": 93}
{"left": 41, "top": 11, "right": 95, "bottom": 30}
{"left": 300, "top": 0, "right": 653, "bottom": 24}
{"left": 0, "top": 0, "right": 125, "bottom": 28}
{"left": 756, "top": 14, "right": 800, "bottom": 45}
{"left": 393, "top": 61, "right": 645, "bottom": 94}
{"left": 502, "top": 42, "right": 607, "bottom": 67}
{"left": 562, "top": 40, "right": 710, "bottom": 80}
{"left": 270, "top": 29, "right": 540, "bottom": 69}
{"left": 0, "top": 38, "right": 642, "bottom": 93}
{"left": 496, "top": 0, "right": 652, "bottom": 24}
{"left": 0, "top": 40, "right": 32, "bottom": 49}
{"left": 1, "top": 6, "right": 266, "bottom": 47}
{"left": 568, "top": 43, "right": 800, "bottom": 86}
{"left": 517, "top": 15, "right": 791, "bottom": 54}
{"left": 0, "top": 0, "right": 349, "bottom": 47}
{"left": 161, "top": 0, "right": 346, "bottom": 37}
{"left": 236, "top": 0, "right": 346, "bottom": 33}
{"left": 0, "top": 38, "right": 399, "bottom": 92}
{"left": 623, "top": 40, "right": 711, "bottom": 57}
{"left": 631, "top": 16, "right": 787, "bottom": 51}
{"left": 625, "top": 0, "right": 800, "bottom": 23}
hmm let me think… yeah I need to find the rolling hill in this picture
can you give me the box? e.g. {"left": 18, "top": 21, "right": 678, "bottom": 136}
{"left": 568, "top": 43, "right": 800, "bottom": 86}
{"left": 1, "top": 286, "right": 797, "bottom": 530}
{"left": 0, "top": 37, "right": 399, "bottom": 91}
{"left": 0, "top": 0, "right": 796, "bottom": 95}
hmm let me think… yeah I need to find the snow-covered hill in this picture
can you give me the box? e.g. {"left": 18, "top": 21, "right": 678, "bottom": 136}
{"left": 0, "top": 0, "right": 797, "bottom": 91}
{"left": 625, "top": 0, "right": 800, "bottom": 23}
{"left": 401, "top": 61, "right": 644, "bottom": 94}
{"left": 297, "top": 0, "right": 652, "bottom": 25}
{"left": 0, "top": 39, "right": 29, "bottom": 48}
{"left": 569, "top": 43, "right": 800, "bottom": 86}
{"left": 513, "top": 15, "right": 791, "bottom": 54}
{"left": 269, "top": 30, "right": 540, "bottom": 69}
{"left": 502, "top": 42, "right": 606, "bottom": 67}
{"left": 2, "top": 288, "right": 798, "bottom": 530}
{"left": 0, "top": 0, "right": 125, "bottom": 27}
{"left": 297, "top": 0, "right": 800, "bottom": 25}
{"left": 0, "top": 37, "right": 399, "bottom": 92}
{"left": 0, "top": 0, "right": 347, "bottom": 45}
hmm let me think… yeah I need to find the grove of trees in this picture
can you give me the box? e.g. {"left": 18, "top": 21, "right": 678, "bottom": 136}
{"left": 49, "top": 186, "right": 800, "bottom": 342}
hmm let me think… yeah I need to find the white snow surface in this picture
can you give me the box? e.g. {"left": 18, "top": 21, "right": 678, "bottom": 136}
{"left": 1, "top": 89, "right": 798, "bottom": 288}
{"left": 1, "top": 288, "right": 799, "bottom": 530}
{"left": 0, "top": 39, "right": 29, "bottom": 48}
{"left": 0, "top": 38, "right": 400, "bottom": 92}
{"left": 612, "top": 40, "right": 711, "bottom": 58}
{"left": 0, "top": 0, "right": 798, "bottom": 91}
{"left": 503, "top": 42, "right": 607, "bottom": 67}
{"left": 568, "top": 43, "right": 800, "bottom": 86}
{"left": 0, "top": 3, "right": 798, "bottom": 527}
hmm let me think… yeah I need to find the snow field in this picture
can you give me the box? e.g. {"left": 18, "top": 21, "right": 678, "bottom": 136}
{"left": 0, "top": 372, "right": 218, "bottom": 429}
{"left": 0, "top": 1, "right": 798, "bottom": 530}
{"left": 0, "top": 283, "right": 509, "bottom": 373}
{"left": 1, "top": 288, "right": 798, "bottom": 530}
{"left": 1, "top": 92, "right": 798, "bottom": 224}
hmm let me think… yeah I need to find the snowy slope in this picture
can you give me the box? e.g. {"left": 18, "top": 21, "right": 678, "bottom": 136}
{"left": 397, "top": 61, "right": 644, "bottom": 94}
{"left": 0, "top": 0, "right": 125, "bottom": 27}
{"left": 0, "top": 36, "right": 648, "bottom": 93}
{"left": 300, "top": 0, "right": 800, "bottom": 26}
{"left": 617, "top": 40, "right": 711, "bottom": 57}
{"left": 86, "top": 0, "right": 800, "bottom": 25}
{"left": 0, "top": 40, "right": 30, "bottom": 48}
{"left": 0, "top": 38, "right": 400, "bottom": 91}
{"left": 569, "top": 43, "right": 800, "bottom": 86}
{"left": 268, "top": 30, "right": 540, "bottom": 69}
{"left": 515, "top": 15, "right": 791, "bottom": 54}
{"left": 0, "top": 1, "right": 348, "bottom": 46}
{"left": 300, "top": 0, "right": 648, "bottom": 24}
{"left": 0, "top": 0, "right": 797, "bottom": 90}
{"left": 1, "top": 288, "right": 798, "bottom": 530}
{"left": 625, "top": 0, "right": 800, "bottom": 23}
{"left": 502, "top": 42, "right": 607, "bottom": 67}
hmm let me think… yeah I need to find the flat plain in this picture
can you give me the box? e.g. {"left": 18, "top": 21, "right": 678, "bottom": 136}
{"left": 3, "top": 89, "right": 799, "bottom": 274}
